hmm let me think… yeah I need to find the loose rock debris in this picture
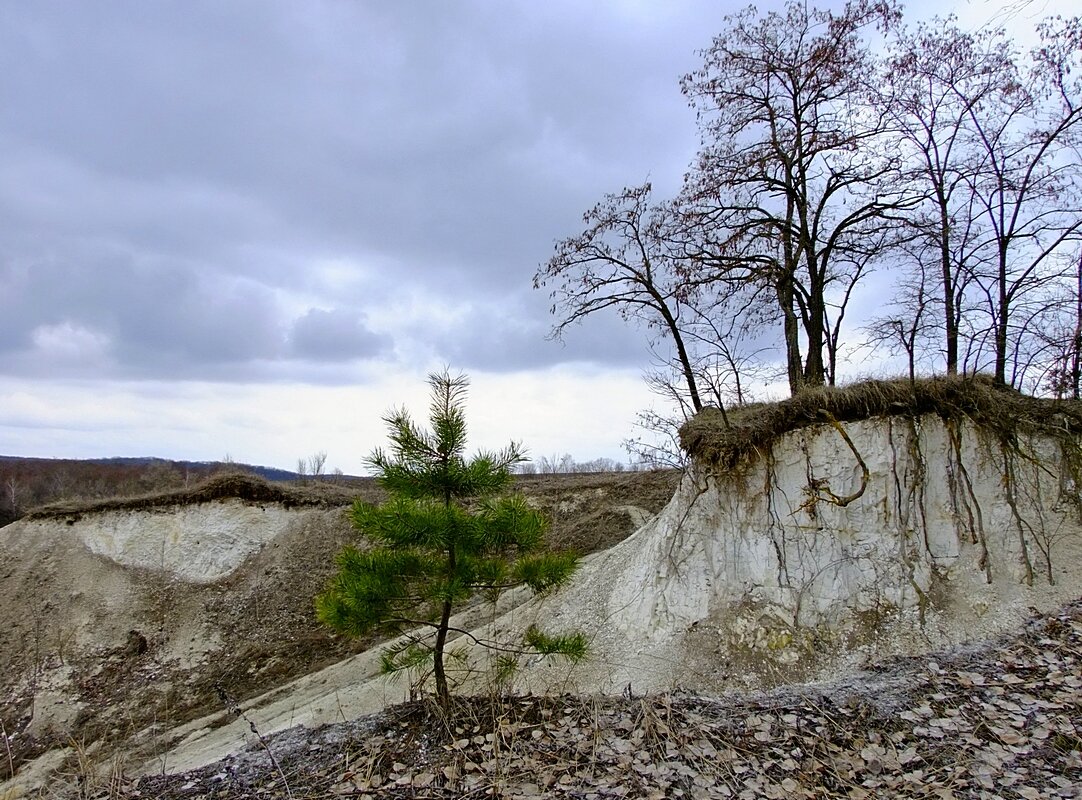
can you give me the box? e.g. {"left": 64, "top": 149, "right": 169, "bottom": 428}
{"left": 60, "top": 600, "right": 1082, "bottom": 798}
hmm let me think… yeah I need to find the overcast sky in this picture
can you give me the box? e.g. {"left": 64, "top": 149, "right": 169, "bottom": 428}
{"left": 0, "top": 0, "right": 1071, "bottom": 473}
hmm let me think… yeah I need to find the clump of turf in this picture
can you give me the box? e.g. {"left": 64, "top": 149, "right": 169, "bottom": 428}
{"left": 680, "top": 374, "right": 1082, "bottom": 471}
{"left": 25, "top": 472, "right": 368, "bottom": 520}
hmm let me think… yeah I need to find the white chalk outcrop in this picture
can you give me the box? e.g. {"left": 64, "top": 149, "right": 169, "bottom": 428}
{"left": 56, "top": 500, "right": 308, "bottom": 582}
{"left": 509, "top": 414, "right": 1082, "bottom": 694}
{"left": 0, "top": 497, "right": 342, "bottom": 658}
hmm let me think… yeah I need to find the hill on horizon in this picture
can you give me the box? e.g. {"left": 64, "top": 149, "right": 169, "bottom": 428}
{"left": 0, "top": 455, "right": 323, "bottom": 528}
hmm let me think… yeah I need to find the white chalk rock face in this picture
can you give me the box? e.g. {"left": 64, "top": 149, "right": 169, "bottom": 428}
{"left": 516, "top": 416, "right": 1082, "bottom": 694}
{"left": 59, "top": 499, "right": 299, "bottom": 581}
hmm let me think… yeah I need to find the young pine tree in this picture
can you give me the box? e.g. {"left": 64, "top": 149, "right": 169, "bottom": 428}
{"left": 316, "top": 370, "right": 584, "bottom": 706}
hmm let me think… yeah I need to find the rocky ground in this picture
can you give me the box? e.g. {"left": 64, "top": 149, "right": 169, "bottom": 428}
{"left": 44, "top": 598, "right": 1082, "bottom": 799}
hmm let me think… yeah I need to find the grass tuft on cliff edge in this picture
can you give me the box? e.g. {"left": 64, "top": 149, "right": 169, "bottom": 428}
{"left": 680, "top": 374, "right": 1082, "bottom": 472}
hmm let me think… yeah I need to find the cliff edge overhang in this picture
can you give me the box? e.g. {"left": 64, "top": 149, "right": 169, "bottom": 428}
{"left": 680, "top": 375, "right": 1082, "bottom": 474}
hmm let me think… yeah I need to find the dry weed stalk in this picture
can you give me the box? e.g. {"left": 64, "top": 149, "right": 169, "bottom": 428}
{"left": 55, "top": 738, "right": 129, "bottom": 800}
{"left": 0, "top": 719, "right": 14, "bottom": 783}
{"left": 213, "top": 684, "right": 294, "bottom": 800}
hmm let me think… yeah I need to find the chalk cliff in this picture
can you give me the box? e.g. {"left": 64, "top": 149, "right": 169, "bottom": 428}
{"left": 513, "top": 412, "right": 1082, "bottom": 695}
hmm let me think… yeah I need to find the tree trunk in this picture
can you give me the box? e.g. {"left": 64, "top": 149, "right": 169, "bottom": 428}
{"left": 938, "top": 194, "right": 958, "bottom": 375}
{"left": 777, "top": 277, "right": 804, "bottom": 395}
{"left": 649, "top": 285, "right": 703, "bottom": 413}
{"left": 1072, "top": 249, "right": 1082, "bottom": 399}
{"left": 803, "top": 279, "right": 827, "bottom": 388}
{"left": 995, "top": 243, "right": 1009, "bottom": 385}
{"left": 432, "top": 598, "right": 452, "bottom": 707}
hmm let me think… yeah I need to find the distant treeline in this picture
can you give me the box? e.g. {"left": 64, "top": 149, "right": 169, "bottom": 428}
{"left": 0, "top": 456, "right": 302, "bottom": 527}
{"left": 516, "top": 455, "right": 651, "bottom": 474}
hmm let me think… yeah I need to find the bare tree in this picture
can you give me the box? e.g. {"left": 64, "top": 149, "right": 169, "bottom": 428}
{"left": 680, "top": 0, "right": 908, "bottom": 393}
{"left": 296, "top": 450, "right": 328, "bottom": 483}
{"left": 863, "top": 261, "right": 938, "bottom": 384}
{"left": 681, "top": 285, "right": 779, "bottom": 408}
{"left": 880, "top": 19, "right": 1008, "bottom": 375}
{"left": 2, "top": 473, "right": 21, "bottom": 521}
{"left": 862, "top": 15, "right": 1082, "bottom": 387}
{"left": 535, "top": 183, "right": 705, "bottom": 413}
{"left": 964, "top": 16, "right": 1082, "bottom": 386}
{"left": 623, "top": 406, "right": 690, "bottom": 470}
{"left": 1031, "top": 248, "right": 1082, "bottom": 397}
{"left": 626, "top": 285, "right": 777, "bottom": 461}
{"left": 308, "top": 450, "right": 328, "bottom": 477}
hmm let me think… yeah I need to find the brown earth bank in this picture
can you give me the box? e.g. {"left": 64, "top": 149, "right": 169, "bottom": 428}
{"left": 47, "top": 598, "right": 1082, "bottom": 799}
{"left": 0, "top": 470, "right": 680, "bottom": 788}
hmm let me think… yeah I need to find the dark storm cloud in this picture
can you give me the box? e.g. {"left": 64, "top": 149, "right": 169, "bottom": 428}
{"left": 0, "top": 0, "right": 720, "bottom": 381}
{"left": 0, "top": 251, "right": 286, "bottom": 376}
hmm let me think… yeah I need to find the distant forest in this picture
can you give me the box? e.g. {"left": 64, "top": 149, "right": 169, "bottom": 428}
{"left": 0, "top": 456, "right": 297, "bottom": 527}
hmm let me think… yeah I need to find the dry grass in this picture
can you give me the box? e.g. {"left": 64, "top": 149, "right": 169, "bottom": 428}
{"left": 680, "top": 374, "right": 1082, "bottom": 471}
{"left": 24, "top": 473, "right": 376, "bottom": 521}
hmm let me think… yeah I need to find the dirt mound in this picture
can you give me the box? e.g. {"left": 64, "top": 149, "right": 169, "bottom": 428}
{"left": 26, "top": 472, "right": 365, "bottom": 521}
{"left": 0, "top": 470, "right": 676, "bottom": 790}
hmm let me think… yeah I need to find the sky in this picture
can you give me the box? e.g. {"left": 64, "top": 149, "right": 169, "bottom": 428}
{"left": 0, "top": 0, "right": 1072, "bottom": 473}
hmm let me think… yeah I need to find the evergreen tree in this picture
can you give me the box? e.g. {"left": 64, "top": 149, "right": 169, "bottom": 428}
{"left": 316, "top": 370, "right": 584, "bottom": 706}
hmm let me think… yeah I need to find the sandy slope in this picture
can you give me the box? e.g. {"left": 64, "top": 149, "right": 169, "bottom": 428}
{"left": 0, "top": 472, "right": 671, "bottom": 793}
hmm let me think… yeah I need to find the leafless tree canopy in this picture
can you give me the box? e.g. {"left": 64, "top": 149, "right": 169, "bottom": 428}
{"left": 536, "top": 0, "right": 1082, "bottom": 457}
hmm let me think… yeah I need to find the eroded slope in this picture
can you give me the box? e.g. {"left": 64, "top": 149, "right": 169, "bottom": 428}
{"left": 0, "top": 470, "right": 676, "bottom": 790}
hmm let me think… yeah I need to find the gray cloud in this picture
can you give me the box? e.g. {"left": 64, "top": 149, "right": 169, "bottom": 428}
{"left": 0, "top": 251, "right": 282, "bottom": 376}
{"left": 0, "top": 0, "right": 722, "bottom": 383}
{"left": 289, "top": 308, "right": 389, "bottom": 362}
{"left": 416, "top": 293, "right": 650, "bottom": 373}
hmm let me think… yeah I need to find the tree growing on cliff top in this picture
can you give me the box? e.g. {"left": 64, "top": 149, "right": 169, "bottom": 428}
{"left": 316, "top": 370, "right": 584, "bottom": 707}
{"left": 680, "top": 0, "right": 909, "bottom": 393}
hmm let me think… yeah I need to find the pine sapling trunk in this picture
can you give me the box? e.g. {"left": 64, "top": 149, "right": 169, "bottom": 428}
{"left": 433, "top": 596, "right": 452, "bottom": 707}
{"left": 432, "top": 519, "right": 454, "bottom": 714}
